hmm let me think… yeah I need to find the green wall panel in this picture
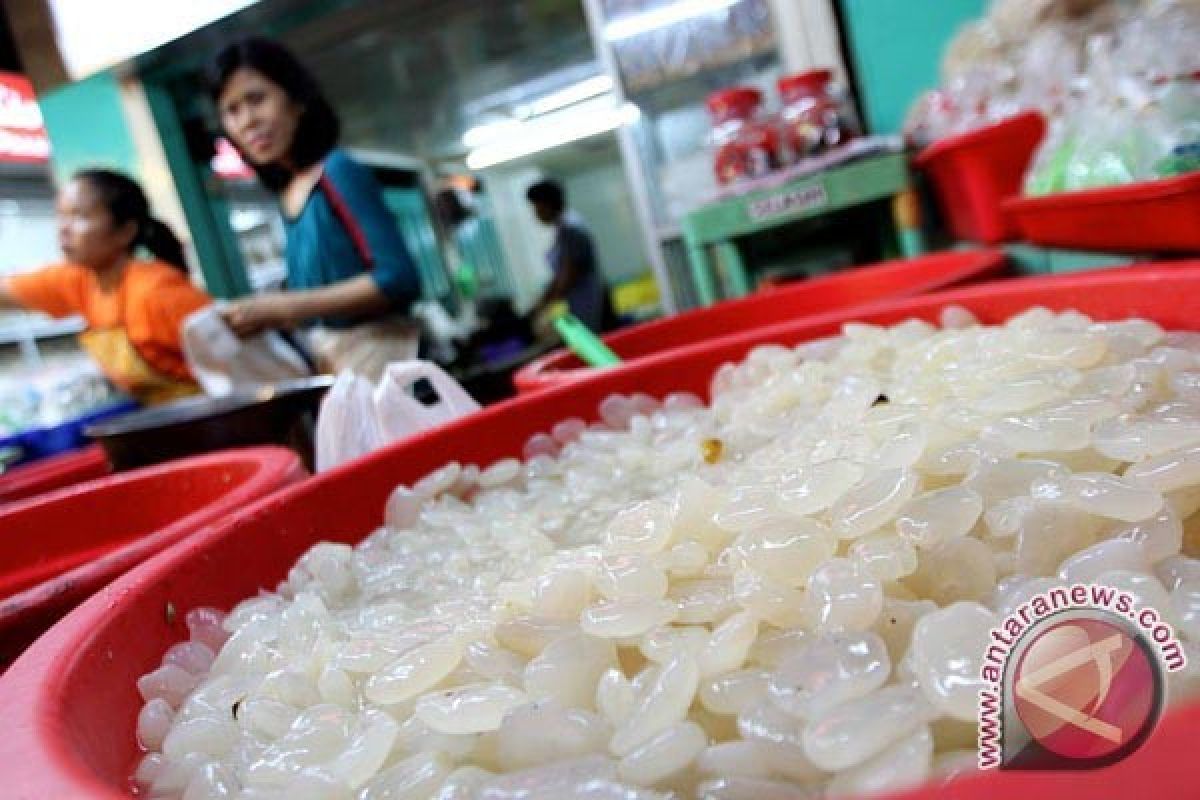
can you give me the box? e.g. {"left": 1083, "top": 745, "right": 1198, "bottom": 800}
{"left": 838, "top": 0, "right": 987, "bottom": 134}
{"left": 38, "top": 71, "right": 138, "bottom": 184}
{"left": 143, "top": 81, "right": 250, "bottom": 299}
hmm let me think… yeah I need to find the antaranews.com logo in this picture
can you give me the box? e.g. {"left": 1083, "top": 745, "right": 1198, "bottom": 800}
{"left": 978, "top": 583, "right": 1186, "bottom": 770}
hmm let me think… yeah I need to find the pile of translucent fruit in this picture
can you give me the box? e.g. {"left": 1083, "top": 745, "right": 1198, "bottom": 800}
{"left": 134, "top": 306, "right": 1200, "bottom": 800}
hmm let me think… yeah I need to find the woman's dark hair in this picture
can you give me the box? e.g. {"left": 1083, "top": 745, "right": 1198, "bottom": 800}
{"left": 525, "top": 180, "right": 565, "bottom": 215}
{"left": 74, "top": 169, "right": 188, "bottom": 272}
{"left": 210, "top": 37, "right": 340, "bottom": 192}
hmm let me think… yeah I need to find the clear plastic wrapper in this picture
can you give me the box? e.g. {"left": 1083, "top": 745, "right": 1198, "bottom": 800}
{"left": 603, "top": 0, "right": 775, "bottom": 92}
{"left": 908, "top": 0, "right": 1200, "bottom": 191}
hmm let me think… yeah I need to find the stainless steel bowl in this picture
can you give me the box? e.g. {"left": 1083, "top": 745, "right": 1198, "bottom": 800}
{"left": 86, "top": 376, "right": 334, "bottom": 471}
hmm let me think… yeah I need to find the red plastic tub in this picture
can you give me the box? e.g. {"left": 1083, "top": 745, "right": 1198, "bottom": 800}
{"left": 2, "top": 266, "right": 1200, "bottom": 799}
{"left": 1005, "top": 171, "right": 1200, "bottom": 253}
{"left": 0, "top": 447, "right": 305, "bottom": 667}
{"left": 0, "top": 445, "right": 112, "bottom": 506}
{"left": 515, "top": 249, "right": 1010, "bottom": 394}
{"left": 914, "top": 111, "right": 1046, "bottom": 244}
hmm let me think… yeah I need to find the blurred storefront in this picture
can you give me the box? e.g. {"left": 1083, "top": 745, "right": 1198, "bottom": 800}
{"left": 0, "top": 70, "right": 78, "bottom": 348}
{"left": 6, "top": 0, "right": 877, "bottom": 316}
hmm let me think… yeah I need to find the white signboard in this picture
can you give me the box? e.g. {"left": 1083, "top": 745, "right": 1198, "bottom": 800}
{"left": 48, "top": 0, "right": 260, "bottom": 80}
{"left": 746, "top": 183, "right": 828, "bottom": 221}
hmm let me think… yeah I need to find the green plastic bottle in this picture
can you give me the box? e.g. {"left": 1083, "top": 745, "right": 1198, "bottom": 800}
{"left": 553, "top": 312, "right": 621, "bottom": 367}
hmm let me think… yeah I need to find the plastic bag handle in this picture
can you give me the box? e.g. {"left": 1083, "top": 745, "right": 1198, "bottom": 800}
{"left": 374, "top": 361, "right": 479, "bottom": 440}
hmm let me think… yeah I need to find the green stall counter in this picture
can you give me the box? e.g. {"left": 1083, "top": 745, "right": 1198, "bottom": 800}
{"left": 680, "top": 152, "right": 923, "bottom": 306}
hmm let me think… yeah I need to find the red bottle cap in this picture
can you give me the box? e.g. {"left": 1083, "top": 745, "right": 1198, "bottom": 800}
{"left": 706, "top": 87, "right": 763, "bottom": 122}
{"left": 778, "top": 69, "right": 833, "bottom": 102}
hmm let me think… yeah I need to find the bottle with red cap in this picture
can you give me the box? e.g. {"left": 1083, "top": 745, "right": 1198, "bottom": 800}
{"left": 707, "top": 87, "right": 782, "bottom": 186}
{"left": 777, "top": 69, "right": 860, "bottom": 162}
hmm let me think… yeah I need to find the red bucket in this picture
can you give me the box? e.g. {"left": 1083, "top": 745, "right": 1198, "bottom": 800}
{"left": 515, "top": 250, "right": 1009, "bottom": 394}
{"left": 0, "top": 446, "right": 305, "bottom": 667}
{"left": 914, "top": 111, "right": 1046, "bottom": 244}
{"left": 0, "top": 445, "right": 112, "bottom": 506}
{"left": 2, "top": 266, "right": 1200, "bottom": 799}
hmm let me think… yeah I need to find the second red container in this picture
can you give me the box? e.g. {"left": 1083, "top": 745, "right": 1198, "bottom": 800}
{"left": 514, "top": 249, "right": 1010, "bottom": 394}
{"left": 1005, "top": 170, "right": 1200, "bottom": 253}
{"left": 914, "top": 110, "right": 1046, "bottom": 244}
{"left": 0, "top": 445, "right": 112, "bottom": 506}
{"left": 0, "top": 446, "right": 306, "bottom": 667}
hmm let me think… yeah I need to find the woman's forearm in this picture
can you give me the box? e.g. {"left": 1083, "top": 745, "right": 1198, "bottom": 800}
{"left": 221, "top": 274, "right": 401, "bottom": 337}
{"left": 282, "top": 274, "right": 393, "bottom": 325}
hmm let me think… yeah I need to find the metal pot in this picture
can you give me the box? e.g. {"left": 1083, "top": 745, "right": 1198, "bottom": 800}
{"left": 86, "top": 376, "right": 334, "bottom": 471}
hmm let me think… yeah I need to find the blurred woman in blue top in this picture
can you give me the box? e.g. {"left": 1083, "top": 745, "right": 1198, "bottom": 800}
{"left": 211, "top": 37, "right": 421, "bottom": 378}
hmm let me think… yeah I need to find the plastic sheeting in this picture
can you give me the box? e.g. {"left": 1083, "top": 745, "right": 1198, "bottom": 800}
{"left": 602, "top": 0, "right": 776, "bottom": 92}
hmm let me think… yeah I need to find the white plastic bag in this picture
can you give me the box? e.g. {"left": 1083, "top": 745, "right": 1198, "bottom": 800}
{"left": 315, "top": 370, "right": 382, "bottom": 473}
{"left": 315, "top": 360, "right": 480, "bottom": 472}
{"left": 182, "top": 307, "right": 311, "bottom": 396}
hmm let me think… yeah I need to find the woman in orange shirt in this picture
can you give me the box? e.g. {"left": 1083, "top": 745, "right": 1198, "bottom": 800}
{"left": 0, "top": 169, "right": 211, "bottom": 405}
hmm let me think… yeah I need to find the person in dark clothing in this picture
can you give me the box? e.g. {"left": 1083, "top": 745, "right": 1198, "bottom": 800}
{"left": 525, "top": 180, "right": 616, "bottom": 333}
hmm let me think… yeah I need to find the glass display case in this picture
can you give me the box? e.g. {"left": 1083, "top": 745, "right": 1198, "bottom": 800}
{"left": 583, "top": 0, "right": 784, "bottom": 309}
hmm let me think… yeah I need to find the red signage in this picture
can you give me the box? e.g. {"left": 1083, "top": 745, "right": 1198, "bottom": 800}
{"left": 0, "top": 72, "right": 50, "bottom": 164}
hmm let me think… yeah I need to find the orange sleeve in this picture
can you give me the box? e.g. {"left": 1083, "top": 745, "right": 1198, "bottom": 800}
{"left": 125, "top": 262, "right": 213, "bottom": 380}
{"left": 4, "top": 265, "right": 87, "bottom": 318}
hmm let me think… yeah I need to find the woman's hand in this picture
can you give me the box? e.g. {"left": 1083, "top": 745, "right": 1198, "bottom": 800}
{"left": 220, "top": 292, "right": 296, "bottom": 337}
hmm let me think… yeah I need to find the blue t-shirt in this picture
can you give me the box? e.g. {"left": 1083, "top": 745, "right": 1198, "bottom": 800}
{"left": 283, "top": 149, "right": 420, "bottom": 329}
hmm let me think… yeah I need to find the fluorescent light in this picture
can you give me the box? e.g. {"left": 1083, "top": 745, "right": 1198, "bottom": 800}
{"left": 604, "top": 0, "right": 740, "bottom": 42}
{"left": 522, "top": 75, "right": 614, "bottom": 117}
{"left": 466, "top": 99, "right": 640, "bottom": 170}
{"left": 464, "top": 76, "right": 616, "bottom": 148}
{"left": 462, "top": 118, "right": 523, "bottom": 149}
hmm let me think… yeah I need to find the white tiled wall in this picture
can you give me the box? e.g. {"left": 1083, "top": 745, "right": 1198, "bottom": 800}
{"left": 0, "top": 193, "right": 59, "bottom": 276}
{"left": 0, "top": 180, "right": 83, "bottom": 348}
